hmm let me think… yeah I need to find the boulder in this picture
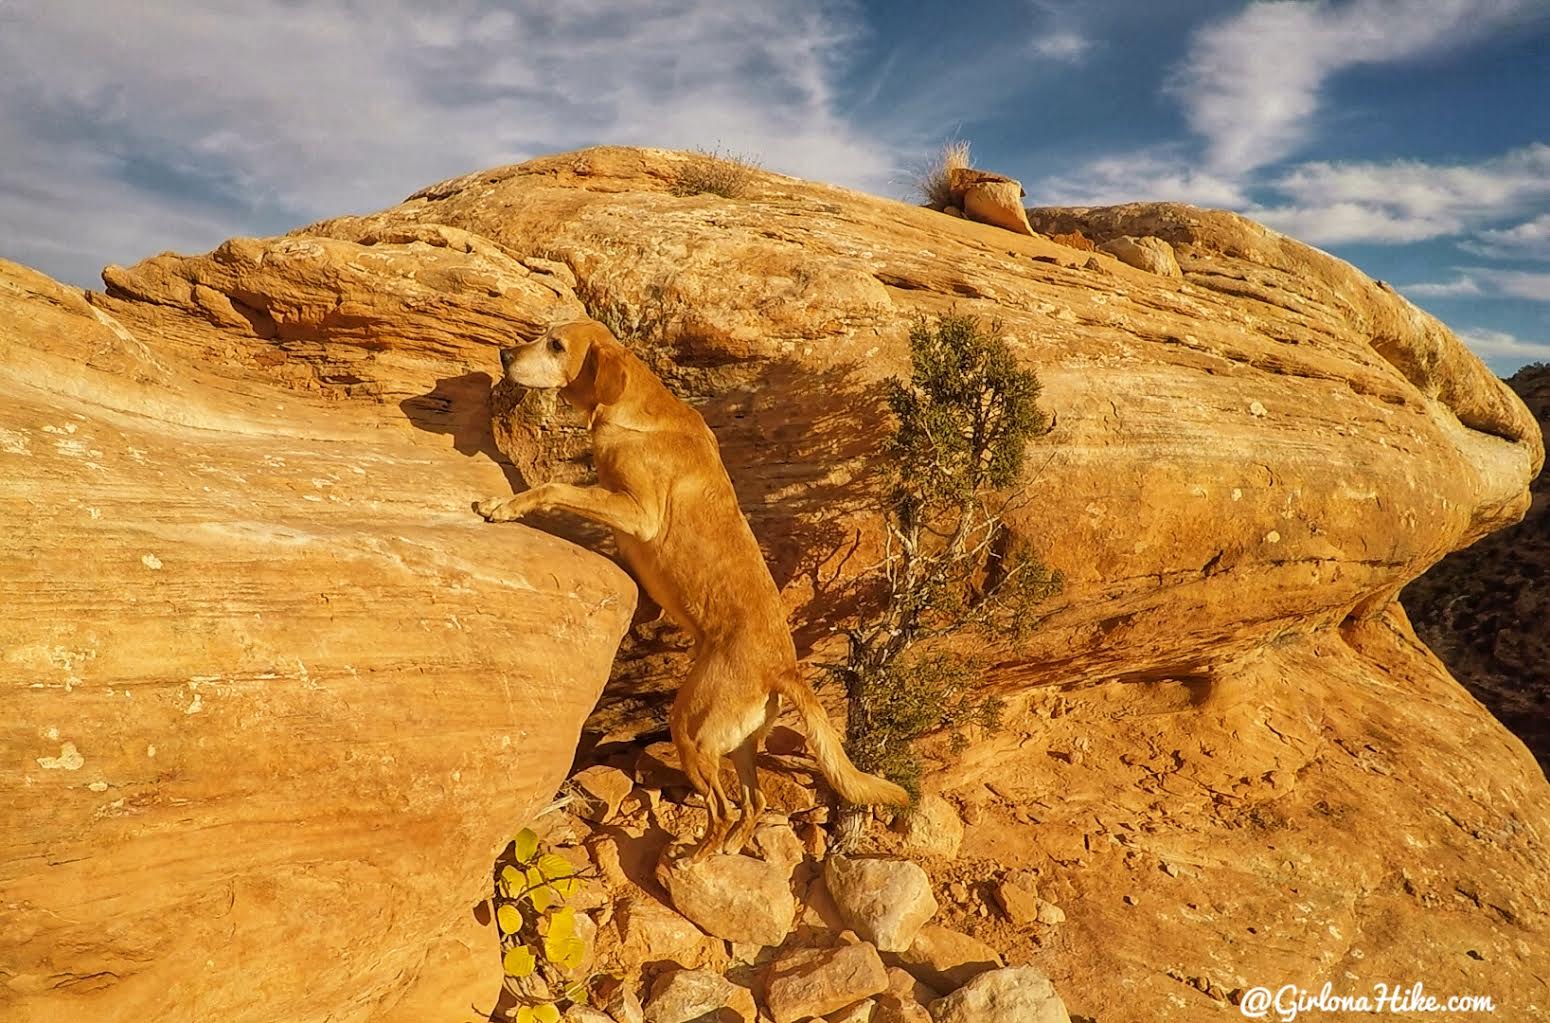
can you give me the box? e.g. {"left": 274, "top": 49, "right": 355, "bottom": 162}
{"left": 656, "top": 851, "right": 796, "bottom": 947}
{"left": 928, "top": 966, "right": 1070, "bottom": 1023}
{"left": 990, "top": 879, "right": 1041, "bottom": 925}
{"left": 896, "top": 794, "right": 964, "bottom": 859}
{"left": 825, "top": 857, "right": 938, "bottom": 952}
{"left": 943, "top": 166, "right": 1036, "bottom": 236}
{"left": 763, "top": 942, "right": 889, "bottom": 1023}
{"left": 895, "top": 925, "right": 1003, "bottom": 991}
{"left": 570, "top": 764, "right": 636, "bottom": 823}
{"left": 1096, "top": 234, "right": 1181, "bottom": 276}
{"left": 642, "top": 969, "right": 756, "bottom": 1023}
{"left": 0, "top": 258, "right": 636, "bottom": 1023}
{"left": 613, "top": 896, "right": 720, "bottom": 969}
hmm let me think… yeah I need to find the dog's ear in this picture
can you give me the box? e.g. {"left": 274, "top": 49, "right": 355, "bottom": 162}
{"left": 584, "top": 341, "right": 627, "bottom": 406}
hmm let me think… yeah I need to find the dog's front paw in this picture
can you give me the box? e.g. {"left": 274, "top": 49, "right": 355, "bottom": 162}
{"left": 475, "top": 497, "right": 518, "bottom": 523}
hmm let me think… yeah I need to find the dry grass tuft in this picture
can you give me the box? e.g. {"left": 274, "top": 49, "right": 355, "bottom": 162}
{"left": 671, "top": 147, "right": 761, "bottom": 199}
{"left": 916, "top": 139, "right": 973, "bottom": 209}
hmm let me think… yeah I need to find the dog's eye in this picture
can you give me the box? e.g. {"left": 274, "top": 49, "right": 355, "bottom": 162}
{"left": 548, "top": 338, "right": 565, "bottom": 353}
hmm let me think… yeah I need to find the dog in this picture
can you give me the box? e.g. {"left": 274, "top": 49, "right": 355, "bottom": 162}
{"left": 477, "top": 319, "right": 909, "bottom": 860}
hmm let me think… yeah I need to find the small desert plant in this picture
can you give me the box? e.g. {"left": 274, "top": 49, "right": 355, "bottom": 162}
{"left": 671, "top": 146, "right": 760, "bottom": 199}
{"left": 915, "top": 139, "right": 973, "bottom": 210}
{"left": 489, "top": 827, "right": 594, "bottom": 1023}
{"left": 832, "top": 314, "right": 1060, "bottom": 833}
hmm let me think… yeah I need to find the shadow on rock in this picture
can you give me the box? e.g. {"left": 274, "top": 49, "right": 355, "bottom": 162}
{"left": 399, "top": 371, "right": 525, "bottom": 493}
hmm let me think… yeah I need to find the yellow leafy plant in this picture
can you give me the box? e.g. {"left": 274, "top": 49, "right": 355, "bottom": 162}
{"left": 490, "top": 825, "right": 597, "bottom": 1020}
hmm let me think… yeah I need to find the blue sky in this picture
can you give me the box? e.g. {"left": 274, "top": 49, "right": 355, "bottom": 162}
{"left": 2, "top": 0, "right": 1547, "bottom": 373}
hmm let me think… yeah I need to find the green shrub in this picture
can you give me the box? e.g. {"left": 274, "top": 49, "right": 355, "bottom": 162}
{"left": 834, "top": 314, "right": 1059, "bottom": 813}
{"left": 671, "top": 146, "right": 761, "bottom": 199}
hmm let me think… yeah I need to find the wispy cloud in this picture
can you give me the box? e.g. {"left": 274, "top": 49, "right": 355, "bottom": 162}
{"left": 1169, "top": 0, "right": 1536, "bottom": 175}
{"left": 1253, "top": 145, "right": 1550, "bottom": 244}
{"left": 1463, "top": 213, "right": 1550, "bottom": 260}
{"left": 1402, "top": 275, "right": 1484, "bottom": 298}
{"left": 1402, "top": 268, "right": 1550, "bottom": 303}
{"left": 1034, "top": 147, "right": 1249, "bottom": 208}
{"left": 1031, "top": 31, "right": 1091, "bottom": 63}
{"left": 0, "top": 0, "right": 893, "bottom": 287}
{"left": 1457, "top": 327, "right": 1550, "bottom": 366}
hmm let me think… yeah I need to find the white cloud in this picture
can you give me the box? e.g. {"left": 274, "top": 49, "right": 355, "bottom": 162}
{"left": 0, "top": 0, "right": 894, "bottom": 287}
{"left": 1457, "top": 327, "right": 1550, "bottom": 364}
{"left": 1401, "top": 275, "right": 1484, "bottom": 299}
{"left": 1033, "top": 147, "right": 1250, "bottom": 208}
{"left": 1249, "top": 144, "right": 1550, "bottom": 245}
{"left": 1463, "top": 213, "right": 1550, "bottom": 260}
{"left": 1401, "top": 268, "right": 1550, "bottom": 303}
{"left": 1031, "top": 31, "right": 1091, "bottom": 62}
{"left": 1494, "top": 270, "right": 1550, "bottom": 302}
{"left": 1169, "top": 0, "right": 1536, "bottom": 174}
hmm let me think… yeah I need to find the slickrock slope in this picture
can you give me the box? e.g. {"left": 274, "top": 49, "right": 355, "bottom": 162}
{"left": 1403, "top": 363, "right": 1550, "bottom": 770}
{"left": 3, "top": 146, "right": 1547, "bottom": 1021}
{"left": 0, "top": 258, "right": 636, "bottom": 1023}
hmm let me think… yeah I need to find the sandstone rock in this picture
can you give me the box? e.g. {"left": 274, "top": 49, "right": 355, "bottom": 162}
{"left": 765, "top": 943, "right": 889, "bottom": 1023}
{"left": 1036, "top": 899, "right": 1066, "bottom": 926}
{"left": 962, "top": 181, "right": 1037, "bottom": 237}
{"left": 634, "top": 742, "right": 688, "bottom": 789}
{"left": 570, "top": 765, "right": 636, "bottom": 823}
{"left": 895, "top": 925, "right": 1003, "bottom": 991}
{"left": 826, "top": 1000, "right": 877, "bottom": 1023}
{"left": 10, "top": 144, "right": 1550, "bottom": 1023}
{"left": 1096, "top": 234, "right": 1181, "bottom": 276}
{"left": 567, "top": 1008, "right": 615, "bottom": 1023}
{"left": 0, "top": 258, "right": 635, "bottom": 1023}
{"left": 643, "top": 969, "right": 756, "bottom": 1023}
{"left": 991, "top": 879, "right": 1041, "bottom": 925}
{"left": 596, "top": 975, "right": 645, "bottom": 1023}
{"left": 875, "top": 996, "right": 932, "bottom": 1023}
{"left": 825, "top": 857, "right": 938, "bottom": 952}
{"left": 896, "top": 795, "right": 964, "bottom": 859}
{"left": 886, "top": 965, "right": 940, "bottom": 1006}
{"left": 657, "top": 851, "right": 796, "bottom": 947}
{"left": 1050, "top": 230, "right": 1095, "bottom": 252}
{"left": 943, "top": 167, "right": 1035, "bottom": 236}
{"left": 928, "top": 966, "right": 1070, "bottom": 1023}
{"left": 751, "top": 822, "right": 807, "bottom": 875}
{"left": 613, "top": 896, "right": 718, "bottom": 968}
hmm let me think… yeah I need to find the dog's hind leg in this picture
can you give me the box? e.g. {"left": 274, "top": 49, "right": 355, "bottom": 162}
{"left": 724, "top": 693, "right": 779, "bottom": 855}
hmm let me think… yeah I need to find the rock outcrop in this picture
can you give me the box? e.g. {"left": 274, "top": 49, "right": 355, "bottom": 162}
{"left": 1403, "top": 362, "right": 1549, "bottom": 769}
{"left": 0, "top": 258, "right": 636, "bottom": 1022}
{"left": 3, "top": 146, "right": 1548, "bottom": 1021}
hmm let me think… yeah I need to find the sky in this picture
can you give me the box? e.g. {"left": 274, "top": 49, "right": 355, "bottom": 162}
{"left": 1, "top": 0, "right": 1547, "bottom": 374}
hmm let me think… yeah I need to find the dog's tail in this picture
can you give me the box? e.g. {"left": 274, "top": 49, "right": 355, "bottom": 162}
{"left": 774, "top": 672, "right": 911, "bottom": 808}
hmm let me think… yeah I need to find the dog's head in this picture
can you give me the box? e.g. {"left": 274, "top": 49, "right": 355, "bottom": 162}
{"left": 499, "top": 319, "right": 626, "bottom": 407}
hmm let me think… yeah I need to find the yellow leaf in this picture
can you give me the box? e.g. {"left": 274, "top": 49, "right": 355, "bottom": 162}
{"left": 500, "top": 864, "right": 523, "bottom": 898}
{"left": 525, "top": 868, "right": 558, "bottom": 911}
{"left": 533, "top": 1006, "right": 560, "bottom": 1023}
{"left": 513, "top": 828, "right": 540, "bottom": 864}
{"left": 543, "top": 907, "right": 586, "bottom": 969}
{"left": 535, "top": 854, "right": 579, "bottom": 898}
{"left": 496, "top": 903, "right": 523, "bottom": 935}
{"left": 502, "top": 945, "right": 536, "bottom": 978}
{"left": 515, "top": 1007, "right": 534, "bottom": 1023}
